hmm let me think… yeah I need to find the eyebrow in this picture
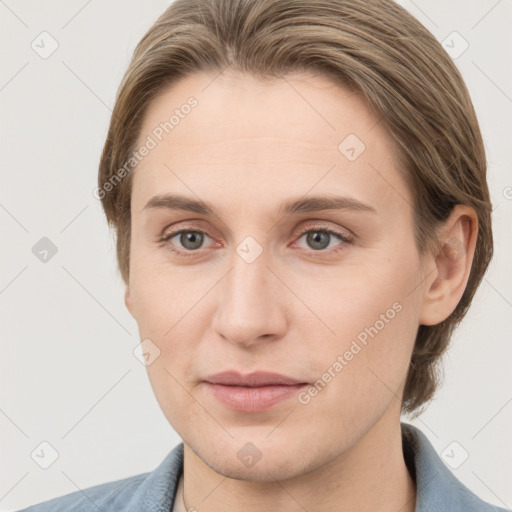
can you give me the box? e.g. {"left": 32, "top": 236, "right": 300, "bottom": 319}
{"left": 142, "top": 193, "right": 377, "bottom": 216}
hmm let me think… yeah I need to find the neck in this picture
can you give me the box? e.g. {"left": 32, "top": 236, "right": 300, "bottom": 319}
{"left": 181, "top": 414, "right": 416, "bottom": 512}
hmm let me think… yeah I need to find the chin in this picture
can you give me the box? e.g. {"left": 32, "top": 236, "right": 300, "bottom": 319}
{"left": 204, "top": 449, "right": 311, "bottom": 483}
{"left": 184, "top": 429, "right": 321, "bottom": 482}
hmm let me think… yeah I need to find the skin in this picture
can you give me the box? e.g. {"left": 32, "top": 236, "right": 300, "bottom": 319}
{"left": 124, "top": 70, "right": 477, "bottom": 512}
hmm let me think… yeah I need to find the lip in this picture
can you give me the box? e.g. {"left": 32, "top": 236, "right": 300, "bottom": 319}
{"left": 205, "top": 371, "right": 305, "bottom": 387}
{"left": 203, "top": 371, "right": 308, "bottom": 412}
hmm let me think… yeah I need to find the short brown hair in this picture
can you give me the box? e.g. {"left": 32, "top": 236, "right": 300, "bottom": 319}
{"left": 98, "top": 0, "right": 493, "bottom": 415}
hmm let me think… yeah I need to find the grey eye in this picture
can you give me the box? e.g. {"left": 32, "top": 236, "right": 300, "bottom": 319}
{"left": 305, "top": 231, "right": 332, "bottom": 250}
{"left": 177, "top": 231, "right": 205, "bottom": 250}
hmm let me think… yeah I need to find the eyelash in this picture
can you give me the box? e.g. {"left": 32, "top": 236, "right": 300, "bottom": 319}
{"left": 159, "top": 224, "right": 354, "bottom": 259}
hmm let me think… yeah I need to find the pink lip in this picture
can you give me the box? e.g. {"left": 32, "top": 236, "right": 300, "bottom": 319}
{"left": 205, "top": 371, "right": 305, "bottom": 387}
{"left": 203, "top": 371, "right": 307, "bottom": 412}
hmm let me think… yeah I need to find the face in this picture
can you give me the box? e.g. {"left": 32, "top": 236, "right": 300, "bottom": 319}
{"left": 125, "top": 70, "right": 428, "bottom": 481}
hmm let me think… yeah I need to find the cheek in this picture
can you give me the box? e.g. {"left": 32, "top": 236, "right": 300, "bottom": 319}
{"left": 129, "top": 253, "right": 205, "bottom": 334}
{"left": 295, "top": 295, "right": 418, "bottom": 439}
{"left": 306, "top": 253, "right": 421, "bottom": 388}
{"left": 131, "top": 268, "right": 207, "bottom": 430}
{"left": 128, "top": 263, "right": 214, "bottom": 389}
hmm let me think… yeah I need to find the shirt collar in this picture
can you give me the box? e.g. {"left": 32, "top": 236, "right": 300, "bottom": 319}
{"left": 401, "top": 422, "right": 504, "bottom": 511}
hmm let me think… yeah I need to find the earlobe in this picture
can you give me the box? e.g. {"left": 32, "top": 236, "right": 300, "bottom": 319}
{"left": 124, "top": 286, "right": 133, "bottom": 316}
{"left": 419, "top": 206, "right": 478, "bottom": 326}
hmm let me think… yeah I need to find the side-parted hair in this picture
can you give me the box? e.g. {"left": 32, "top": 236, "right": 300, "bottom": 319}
{"left": 98, "top": 0, "right": 493, "bottom": 415}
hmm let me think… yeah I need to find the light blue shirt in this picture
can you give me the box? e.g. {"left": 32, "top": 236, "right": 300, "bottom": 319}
{"left": 17, "top": 423, "right": 507, "bottom": 511}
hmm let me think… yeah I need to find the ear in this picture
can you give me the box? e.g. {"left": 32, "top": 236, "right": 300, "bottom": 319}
{"left": 124, "top": 285, "right": 134, "bottom": 317}
{"left": 419, "top": 205, "right": 478, "bottom": 326}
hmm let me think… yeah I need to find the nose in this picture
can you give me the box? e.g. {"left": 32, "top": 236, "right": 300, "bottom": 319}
{"left": 211, "top": 251, "right": 288, "bottom": 349}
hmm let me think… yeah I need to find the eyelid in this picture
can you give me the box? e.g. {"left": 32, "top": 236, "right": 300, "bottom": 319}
{"left": 292, "top": 221, "right": 354, "bottom": 243}
{"left": 160, "top": 219, "right": 218, "bottom": 243}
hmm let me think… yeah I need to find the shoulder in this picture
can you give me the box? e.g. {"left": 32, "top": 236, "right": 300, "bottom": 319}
{"left": 16, "top": 443, "right": 185, "bottom": 512}
{"left": 401, "top": 423, "right": 507, "bottom": 512}
{"left": 16, "top": 472, "right": 148, "bottom": 512}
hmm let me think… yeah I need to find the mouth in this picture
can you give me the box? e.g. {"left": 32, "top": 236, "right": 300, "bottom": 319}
{"left": 203, "top": 371, "right": 308, "bottom": 412}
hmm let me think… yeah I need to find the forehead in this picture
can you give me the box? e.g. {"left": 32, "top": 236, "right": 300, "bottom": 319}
{"left": 131, "top": 70, "right": 411, "bottom": 217}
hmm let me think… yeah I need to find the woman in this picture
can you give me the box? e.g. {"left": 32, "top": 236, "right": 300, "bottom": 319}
{"left": 19, "top": 0, "right": 506, "bottom": 510}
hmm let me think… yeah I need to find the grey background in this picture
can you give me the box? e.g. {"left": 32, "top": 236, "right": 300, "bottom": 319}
{"left": 1, "top": 0, "right": 511, "bottom": 510}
